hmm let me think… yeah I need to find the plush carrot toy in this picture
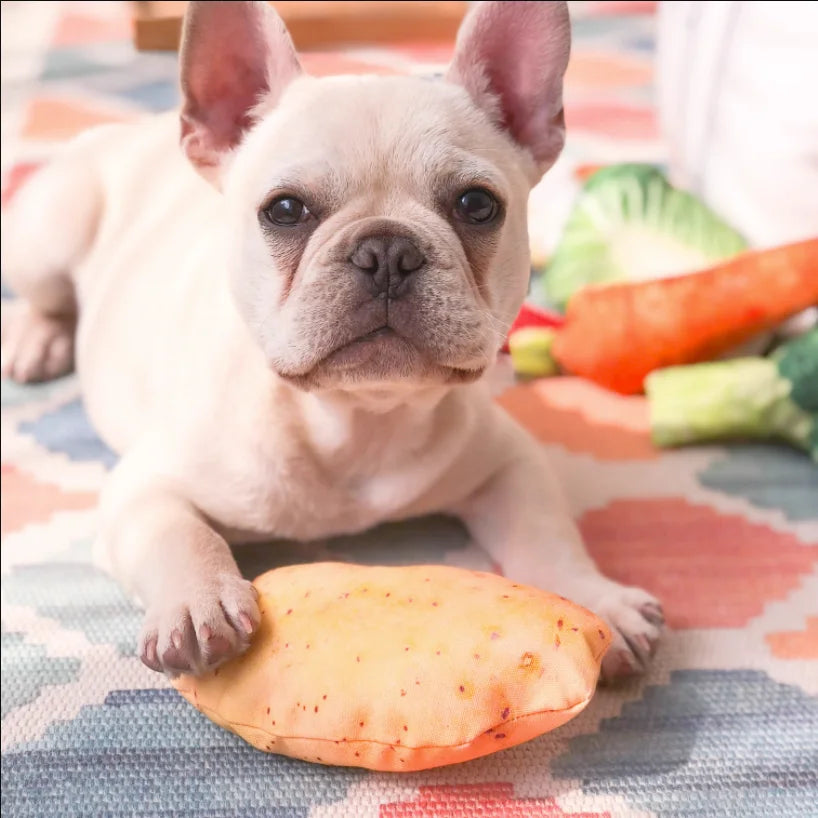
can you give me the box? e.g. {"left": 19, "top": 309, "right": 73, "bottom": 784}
{"left": 509, "top": 238, "right": 818, "bottom": 394}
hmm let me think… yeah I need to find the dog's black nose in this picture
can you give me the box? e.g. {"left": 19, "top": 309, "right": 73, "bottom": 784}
{"left": 349, "top": 234, "right": 425, "bottom": 296}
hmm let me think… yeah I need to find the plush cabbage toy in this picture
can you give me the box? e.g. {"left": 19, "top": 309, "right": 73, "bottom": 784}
{"left": 647, "top": 328, "right": 818, "bottom": 460}
{"left": 173, "top": 563, "right": 610, "bottom": 771}
{"left": 536, "top": 163, "right": 748, "bottom": 311}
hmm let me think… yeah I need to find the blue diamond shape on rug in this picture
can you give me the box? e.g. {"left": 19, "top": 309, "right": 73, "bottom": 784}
{"left": 1, "top": 630, "right": 81, "bottom": 719}
{"left": 698, "top": 444, "right": 818, "bottom": 522}
{"left": 40, "top": 47, "right": 119, "bottom": 81}
{"left": 2, "top": 689, "right": 365, "bottom": 817}
{"left": 19, "top": 396, "right": 117, "bottom": 469}
{"left": 1, "top": 374, "right": 76, "bottom": 408}
{"left": 232, "top": 514, "right": 481, "bottom": 581}
{"left": 53, "top": 50, "right": 180, "bottom": 112}
{"left": 73, "top": 70, "right": 180, "bottom": 112}
{"left": 326, "top": 514, "right": 472, "bottom": 563}
{"left": 551, "top": 669, "right": 818, "bottom": 818}
{"left": 3, "top": 562, "right": 140, "bottom": 656}
{"left": 115, "top": 78, "right": 179, "bottom": 111}
{"left": 624, "top": 34, "right": 656, "bottom": 52}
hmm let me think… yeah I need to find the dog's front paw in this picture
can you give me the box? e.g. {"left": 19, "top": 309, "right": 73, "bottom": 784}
{"left": 591, "top": 583, "right": 663, "bottom": 682}
{"left": 139, "top": 574, "right": 260, "bottom": 677}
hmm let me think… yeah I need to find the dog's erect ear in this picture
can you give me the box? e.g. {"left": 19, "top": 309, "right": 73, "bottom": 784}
{"left": 179, "top": 0, "right": 302, "bottom": 185}
{"left": 446, "top": 1, "right": 571, "bottom": 175}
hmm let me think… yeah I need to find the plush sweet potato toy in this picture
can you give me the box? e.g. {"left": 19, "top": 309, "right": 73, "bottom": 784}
{"left": 173, "top": 563, "right": 610, "bottom": 772}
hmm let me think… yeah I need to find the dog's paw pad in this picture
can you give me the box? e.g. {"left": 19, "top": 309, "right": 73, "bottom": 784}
{"left": 198, "top": 624, "right": 235, "bottom": 665}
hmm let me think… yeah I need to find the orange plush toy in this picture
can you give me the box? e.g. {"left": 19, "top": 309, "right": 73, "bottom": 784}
{"left": 509, "top": 238, "right": 818, "bottom": 394}
{"left": 173, "top": 563, "right": 610, "bottom": 771}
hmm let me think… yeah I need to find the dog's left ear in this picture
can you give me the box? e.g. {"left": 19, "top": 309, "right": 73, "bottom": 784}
{"left": 447, "top": 1, "right": 571, "bottom": 176}
{"left": 179, "top": 0, "right": 302, "bottom": 185}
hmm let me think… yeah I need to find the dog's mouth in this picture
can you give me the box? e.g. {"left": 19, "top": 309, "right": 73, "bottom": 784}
{"left": 276, "top": 324, "right": 486, "bottom": 389}
{"left": 323, "top": 325, "right": 403, "bottom": 369}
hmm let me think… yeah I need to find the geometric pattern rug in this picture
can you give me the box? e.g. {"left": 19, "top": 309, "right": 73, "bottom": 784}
{"left": 2, "top": 2, "right": 817, "bottom": 816}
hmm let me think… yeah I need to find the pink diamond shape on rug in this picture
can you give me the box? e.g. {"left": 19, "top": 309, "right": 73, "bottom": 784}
{"left": 497, "top": 379, "right": 658, "bottom": 461}
{"left": 380, "top": 783, "right": 611, "bottom": 817}
{"left": 2, "top": 162, "right": 42, "bottom": 208}
{"left": 565, "top": 102, "right": 658, "bottom": 139}
{"left": 23, "top": 97, "right": 134, "bottom": 141}
{"left": 566, "top": 53, "right": 652, "bottom": 89}
{"left": 0, "top": 464, "right": 97, "bottom": 536}
{"left": 390, "top": 42, "right": 454, "bottom": 62}
{"left": 52, "top": 11, "right": 131, "bottom": 46}
{"left": 580, "top": 498, "right": 818, "bottom": 628}
{"left": 300, "top": 52, "right": 401, "bottom": 77}
{"left": 587, "top": 1, "right": 657, "bottom": 14}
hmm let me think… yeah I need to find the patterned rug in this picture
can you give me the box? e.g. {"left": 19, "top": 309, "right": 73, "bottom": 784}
{"left": 2, "top": 2, "right": 817, "bottom": 816}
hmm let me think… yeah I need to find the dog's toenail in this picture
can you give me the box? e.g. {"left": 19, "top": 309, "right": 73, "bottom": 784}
{"left": 142, "top": 636, "right": 160, "bottom": 670}
{"left": 641, "top": 603, "right": 665, "bottom": 626}
{"left": 239, "top": 612, "right": 255, "bottom": 634}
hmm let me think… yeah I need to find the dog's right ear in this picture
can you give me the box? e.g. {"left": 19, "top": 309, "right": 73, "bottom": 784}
{"left": 179, "top": 0, "right": 302, "bottom": 186}
{"left": 447, "top": 1, "right": 571, "bottom": 177}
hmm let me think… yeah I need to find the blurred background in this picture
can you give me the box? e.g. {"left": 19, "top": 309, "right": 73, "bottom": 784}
{"left": 1, "top": 0, "right": 817, "bottom": 269}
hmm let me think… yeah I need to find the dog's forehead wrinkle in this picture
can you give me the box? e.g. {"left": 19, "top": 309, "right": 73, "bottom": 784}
{"left": 235, "top": 73, "right": 520, "bottom": 202}
{"left": 261, "top": 160, "right": 343, "bottom": 194}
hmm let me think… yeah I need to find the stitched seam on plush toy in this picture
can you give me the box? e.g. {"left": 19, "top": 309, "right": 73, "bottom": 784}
{"left": 194, "top": 695, "right": 592, "bottom": 751}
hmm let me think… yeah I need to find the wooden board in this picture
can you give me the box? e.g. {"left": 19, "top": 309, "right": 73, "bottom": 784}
{"left": 132, "top": 1, "right": 468, "bottom": 52}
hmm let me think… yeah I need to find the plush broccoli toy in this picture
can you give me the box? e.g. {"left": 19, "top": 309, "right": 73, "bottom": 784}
{"left": 646, "top": 329, "right": 818, "bottom": 460}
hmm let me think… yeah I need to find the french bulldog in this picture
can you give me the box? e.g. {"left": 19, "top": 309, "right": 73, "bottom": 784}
{"left": 1, "top": 0, "right": 663, "bottom": 679}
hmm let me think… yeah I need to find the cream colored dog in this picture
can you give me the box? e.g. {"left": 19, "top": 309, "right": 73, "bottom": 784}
{"left": 1, "top": 0, "right": 662, "bottom": 679}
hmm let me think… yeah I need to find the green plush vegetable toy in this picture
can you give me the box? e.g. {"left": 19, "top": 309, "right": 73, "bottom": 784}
{"left": 646, "top": 329, "right": 818, "bottom": 460}
{"left": 535, "top": 164, "right": 748, "bottom": 311}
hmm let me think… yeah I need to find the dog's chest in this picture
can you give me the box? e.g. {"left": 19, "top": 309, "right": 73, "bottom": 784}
{"left": 205, "top": 394, "right": 479, "bottom": 542}
{"left": 212, "top": 450, "right": 457, "bottom": 542}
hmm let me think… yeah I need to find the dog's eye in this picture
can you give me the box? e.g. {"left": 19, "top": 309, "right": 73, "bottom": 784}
{"left": 454, "top": 188, "right": 499, "bottom": 225}
{"left": 262, "top": 196, "right": 311, "bottom": 227}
